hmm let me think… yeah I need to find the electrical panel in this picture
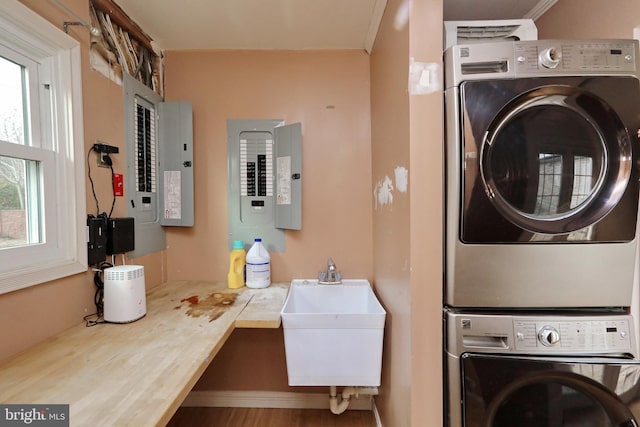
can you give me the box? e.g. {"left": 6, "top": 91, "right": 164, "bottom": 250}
{"left": 123, "top": 74, "right": 194, "bottom": 258}
{"left": 274, "top": 123, "right": 302, "bottom": 230}
{"left": 227, "top": 119, "right": 302, "bottom": 252}
{"left": 158, "top": 101, "right": 194, "bottom": 227}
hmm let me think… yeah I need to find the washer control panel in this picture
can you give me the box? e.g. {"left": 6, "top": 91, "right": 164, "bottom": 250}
{"left": 448, "top": 312, "right": 636, "bottom": 356}
{"left": 514, "top": 318, "right": 632, "bottom": 352}
{"left": 515, "top": 41, "right": 637, "bottom": 73}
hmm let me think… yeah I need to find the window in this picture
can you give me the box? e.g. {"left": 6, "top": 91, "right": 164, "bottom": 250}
{"left": 535, "top": 153, "right": 596, "bottom": 216}
{"left": 0, "top": 1, "right": 86, "bottom": 293}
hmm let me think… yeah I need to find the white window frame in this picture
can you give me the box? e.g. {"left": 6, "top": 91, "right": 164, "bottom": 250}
{"left": 0, "top": 0, "right": 87, "bottom": 294}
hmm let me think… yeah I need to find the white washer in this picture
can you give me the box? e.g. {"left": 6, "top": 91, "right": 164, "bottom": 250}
{"left": 445, "top": 311, "right": 640, "bottom": 427}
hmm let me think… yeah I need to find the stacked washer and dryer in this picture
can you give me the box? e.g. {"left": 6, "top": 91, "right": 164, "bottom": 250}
{"left": 444, "top": 28, "right": 640, "bottom": 427}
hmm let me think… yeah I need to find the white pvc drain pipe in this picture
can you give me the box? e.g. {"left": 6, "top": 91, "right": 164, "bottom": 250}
{"left": 329, "top": 386, "right": 379, "bottom": 415}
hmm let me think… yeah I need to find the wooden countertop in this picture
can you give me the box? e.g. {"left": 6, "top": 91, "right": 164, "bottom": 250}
{"left": 0, "top": 280, "right": 289, "bottom": 427}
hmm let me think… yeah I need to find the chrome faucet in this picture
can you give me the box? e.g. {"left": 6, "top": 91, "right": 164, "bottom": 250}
{"left": 318, "top": 258, "right": 342, "bottom": 284}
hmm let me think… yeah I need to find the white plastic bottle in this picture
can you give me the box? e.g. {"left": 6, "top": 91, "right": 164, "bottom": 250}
{"left": 246, "top": 238, "right": 271, "bottom": 288}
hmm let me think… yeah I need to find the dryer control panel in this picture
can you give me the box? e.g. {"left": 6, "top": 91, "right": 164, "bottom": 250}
{"left": 445, "top": 39, "right": 640, "bottom": 87}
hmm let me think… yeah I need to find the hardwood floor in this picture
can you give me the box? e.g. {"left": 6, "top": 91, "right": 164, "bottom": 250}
{"left": 166, "top": 407, "right": 377, "bottom": 427}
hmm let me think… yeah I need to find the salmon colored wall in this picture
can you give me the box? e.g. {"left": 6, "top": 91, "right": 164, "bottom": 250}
{"left": 536, "top": 0, "right": 640, "bottom": 39}
{"left": 161, "top": 49, "right": 373, "bottom": 391}
{"left": 162, "top": 50, "right": 373, "bottom": 283}
{"left": 370, "top": 0, "right": 443, "bottom": 425}
{"left": 408, "top": 1, "right": 444, "bottom": 425}
{"left": 370, "top": 0, "right": 412, "bottom": 424}
{"left": 0, "top": 0, "right": 166, "bottom": 363}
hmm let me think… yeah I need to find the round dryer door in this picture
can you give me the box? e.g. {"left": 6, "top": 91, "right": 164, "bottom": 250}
{"left": 480, "top": 85, "right": 632, "bottom": 234}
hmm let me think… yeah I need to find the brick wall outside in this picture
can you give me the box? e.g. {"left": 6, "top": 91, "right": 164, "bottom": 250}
{"left": 0, "top": 210, "right": 26, "bottom": 239}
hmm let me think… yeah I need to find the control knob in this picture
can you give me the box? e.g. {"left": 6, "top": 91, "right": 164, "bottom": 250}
{"left": 539, "top": 47, "right": 562, "bottom": 69}
{"left": 538, "top": 326, "right": 560, "bottom": 346}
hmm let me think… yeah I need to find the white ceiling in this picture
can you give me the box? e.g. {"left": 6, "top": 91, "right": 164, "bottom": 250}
{"left": 443, "top": 0, "right": 558, "bottom": 22}
{"left": 114, "top": 0, "right": 387, "bottom": 53}
{"left": 113, "top": 0, "right": 558, "bottom": 53}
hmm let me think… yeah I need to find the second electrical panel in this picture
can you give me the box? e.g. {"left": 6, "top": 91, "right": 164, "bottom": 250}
{"left": 227, "top": 119, "right": 302, "bottom": 251}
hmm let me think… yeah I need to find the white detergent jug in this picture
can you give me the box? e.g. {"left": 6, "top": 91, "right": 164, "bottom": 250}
{"left": 246, "top": 238, "right": 271, "bottom": 288}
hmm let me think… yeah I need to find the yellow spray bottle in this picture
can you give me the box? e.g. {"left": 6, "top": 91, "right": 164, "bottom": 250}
{"left": 227, "top": 240, "right": 246, "bottom": 289}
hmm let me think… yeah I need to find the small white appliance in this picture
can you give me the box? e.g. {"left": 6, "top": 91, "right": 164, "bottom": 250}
{"left": 103, "top": 265, "right": 146, "bottom": 323}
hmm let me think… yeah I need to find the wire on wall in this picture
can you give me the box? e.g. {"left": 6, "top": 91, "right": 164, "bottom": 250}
{"left": 108, "top": 160, "right": 116, "bottom": 218}
{"left": 87, "top": 146, "right": 100, "bottom": 216}
{"left": 87, "top": 144, "right": 119, "bottom": 219}
{"left": 89, "top": 0, "right": 162, "bottom": 95}
{"left": 84, "top": 260, "right": 112, "bottom": 327}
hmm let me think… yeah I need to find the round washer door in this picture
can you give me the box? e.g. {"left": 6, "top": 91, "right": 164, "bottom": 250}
{"left": 480, "top": 85, "right": 632, "bottom": 234}
{"left": 483, "top": 371, "right": 636, "bottom": 427}
{"left": 461, "top": 354, "right": 640, "bottom": 427}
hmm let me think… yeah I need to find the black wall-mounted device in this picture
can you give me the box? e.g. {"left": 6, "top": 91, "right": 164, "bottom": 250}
{"left": 106, "top": 217, "right": 135, "bottom": 255}
{"left": 93, "top": 143, "right": 119, "bottom": 168}
{"left": 87, "top": 216, "right": 107, "bottom": 265}
{"left": 93, "top": 143, "right": 119, "bottom": 154}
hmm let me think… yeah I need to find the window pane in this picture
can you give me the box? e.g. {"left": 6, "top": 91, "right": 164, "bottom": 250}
{"left": 0, "top": 55, "right": 27, "bottom": 145}
{"left": 0, "top": 155, "right": 41, "bottom": 249}
{"left": 571, "top": 155, "right": 594, "bottom": 208}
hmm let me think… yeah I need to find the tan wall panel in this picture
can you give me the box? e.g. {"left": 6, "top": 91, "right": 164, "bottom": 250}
{"left": 162, "top": 50, "right": 372, "bottom": 284}
{"left": 537, "top": 0, "right": 640, "bottom": 39}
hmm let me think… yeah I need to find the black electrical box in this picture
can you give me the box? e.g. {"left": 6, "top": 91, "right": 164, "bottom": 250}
{"left": 87, "top": 216, "right": 107, "bottom": 265}
{"left": 106, "top": 217, "right": 135, "bottom": 255}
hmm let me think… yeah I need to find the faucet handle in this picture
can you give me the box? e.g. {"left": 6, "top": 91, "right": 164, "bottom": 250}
{"left": 319, "top": 258, "right": 342, "bottom": 284}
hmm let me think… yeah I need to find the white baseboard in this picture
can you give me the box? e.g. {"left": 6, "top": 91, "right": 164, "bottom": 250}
{"left": 182, "top": 390, "right": 373, "bottom": 411}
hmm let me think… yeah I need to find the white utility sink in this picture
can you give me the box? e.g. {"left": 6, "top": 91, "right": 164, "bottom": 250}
{"left": 281, "top": 279, "right": 386, "bottom": 386}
